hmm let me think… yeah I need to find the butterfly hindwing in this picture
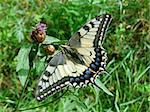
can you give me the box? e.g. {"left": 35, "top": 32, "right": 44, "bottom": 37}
{"left": 36, "top": 14, "right": 112, "bottom": 101}
{"left": 36, "top": 52, "right": 89, "bottom": 101}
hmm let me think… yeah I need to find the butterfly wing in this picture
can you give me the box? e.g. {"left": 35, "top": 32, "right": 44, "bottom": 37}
{"left": 36, "top": 52, "right": 68, "bottom": 101}
{"left": 36, "top": 14, "right": 112, "bottom": 101}
{"left": 69, "top": 14, "right": 112, "bottom": 47}
{"left": 69, "top": 14, "right": 112, "bottom": 70}
{"left": 36, "top": 51, "right": 89, "bottom": 101}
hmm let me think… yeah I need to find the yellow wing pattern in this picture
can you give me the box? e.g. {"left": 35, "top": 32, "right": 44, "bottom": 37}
{"left": 36, "top": 14, "right": 112, "bottom": 101}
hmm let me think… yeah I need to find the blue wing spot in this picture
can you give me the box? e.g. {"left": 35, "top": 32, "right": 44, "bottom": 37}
{"left": 96, "top": 52, "right": 101, "bottom": 57}
{"left": 95, "top": 61, "right": 100, "bottom": 66}
{"left": 83, "top": 68, "right": 93, "bottom": 79}
{"left": 70, "top": 77, "right": 75, "bottom": 83}
{"left": 94, "top": 48, "right": 101, "bottom": 52}
{"left": 90, "top": 63, "right": 99, "bottom": 71}
{"left": 75, "top": 77, "right": 80, "bottom": 84}
{"left": 95, "top": 57, "right": 101, "bottom": 63}
{"left": 80, "top": 76, "right": 85, "bottom": 81}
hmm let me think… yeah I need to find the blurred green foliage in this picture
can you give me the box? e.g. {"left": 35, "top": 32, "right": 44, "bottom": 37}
{"left": 0, "top": 0, "right": 149, "bottom": 112}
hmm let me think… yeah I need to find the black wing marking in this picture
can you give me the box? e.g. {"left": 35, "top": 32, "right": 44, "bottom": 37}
{"left": 69, "top": 14, "right": 112, "bottom": 47}
{"left": 36, "top": 14, "right": 112, "bottom": 101}
{"left": 36, "top": 52, "right": 68, "bottom": 101}
{"left": 36, "top": 47, "right": 107, "bottom": 101}
{"left": 36, "top": 51, "right": 89, "bottom": 101}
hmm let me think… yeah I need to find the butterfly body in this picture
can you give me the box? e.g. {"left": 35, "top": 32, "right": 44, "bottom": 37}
{"left": 36, "top": 14, "right": 112, "bottom": 101}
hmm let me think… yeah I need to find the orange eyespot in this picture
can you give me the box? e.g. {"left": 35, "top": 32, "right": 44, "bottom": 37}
{"left": 45, "top": 45, "right": 55, "bottom": 55}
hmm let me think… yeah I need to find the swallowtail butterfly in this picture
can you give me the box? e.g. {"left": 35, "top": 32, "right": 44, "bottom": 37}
{"left": 36, "top": 14, "right": 112, "bottom": 101}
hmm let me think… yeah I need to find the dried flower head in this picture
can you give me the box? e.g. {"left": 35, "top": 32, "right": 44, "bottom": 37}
{"left": 30, "top": 23, "right": 47, "bottom": 43}
{"left": 45, "top": 45, "right": 55, "bottom": 55}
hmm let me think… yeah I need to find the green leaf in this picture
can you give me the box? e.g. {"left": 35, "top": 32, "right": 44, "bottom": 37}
{"left": 18, "top": 69, "right": 29, "bottom": 86}
{"left": 15, "top": 19, "right": 25, "bottom": 43}
{"left": 42, "top": 35, "right": 60, "bottom": 44}
{"left": 35, "top": 57, "right": 46, "bottom": 75}
{"left": 16, "top": 45, "right": 31, "bottom": 72}
{"left": 95, "top": 79, "right": 114, "bottom": 96}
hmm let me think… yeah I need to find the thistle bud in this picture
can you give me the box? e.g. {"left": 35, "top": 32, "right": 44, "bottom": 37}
{"left": 45, "top": 45, "right": 55, "bottom": 55}
{"left": 30, "top": 23, "right": 47, "bottom": 43}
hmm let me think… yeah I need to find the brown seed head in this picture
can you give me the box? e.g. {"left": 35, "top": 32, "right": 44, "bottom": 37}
{"left": 45, "top": 45, "right": 55, "bottom": 55}
{"left": 30, "top": 23, "right": 47, "bottom": 43}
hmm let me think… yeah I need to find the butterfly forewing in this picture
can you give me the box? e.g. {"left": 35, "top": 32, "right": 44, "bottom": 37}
{"left": 36, "top": 14, "right": 112, "bottom": 101}
{"left": 69, "top": 14, "right": 112, "bottom": 47}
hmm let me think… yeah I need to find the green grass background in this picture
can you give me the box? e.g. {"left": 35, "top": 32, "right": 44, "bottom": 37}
{"left": 0, "top": 0, "right": 150, "bottom": 112}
